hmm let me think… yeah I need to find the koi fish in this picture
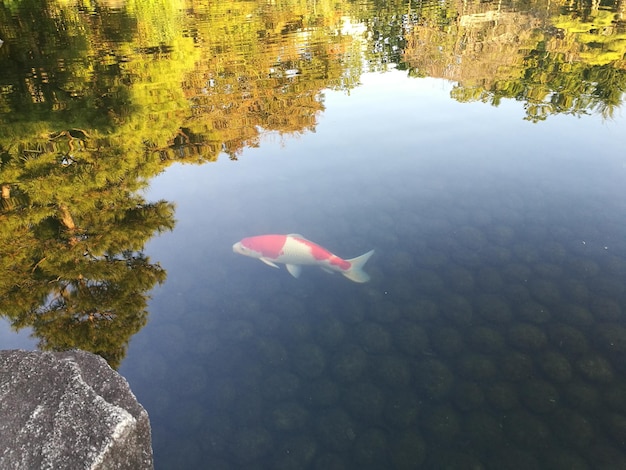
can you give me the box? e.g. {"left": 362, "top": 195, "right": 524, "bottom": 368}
{"left": 233, "top": 234, "right": 374, "bottom": 283}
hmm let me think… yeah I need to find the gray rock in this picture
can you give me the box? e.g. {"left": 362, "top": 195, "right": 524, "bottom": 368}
{"left": 0, "top": 349, "right": 153, "bottom": 470}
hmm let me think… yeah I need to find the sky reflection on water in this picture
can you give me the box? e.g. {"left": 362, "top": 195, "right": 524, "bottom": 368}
{"left": 115, "top": 71, "right": 626, "bottom": 469}
{"left": 3, "top": 0, "right": 626, "bottom": 465}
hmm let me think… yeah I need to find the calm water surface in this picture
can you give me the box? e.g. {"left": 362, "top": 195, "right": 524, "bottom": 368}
{"left": 2, "top": 0, "right": 626, "bottom": 468}
{"left": 121, "top": 72, "right": 626, "bottom": 468}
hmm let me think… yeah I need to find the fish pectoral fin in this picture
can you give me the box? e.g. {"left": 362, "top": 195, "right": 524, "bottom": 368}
{"left": 286, "top": 264, "right": 302, "bottom": 278}
{"left": 260, "top": 258, "right": 280, "bottom": 269}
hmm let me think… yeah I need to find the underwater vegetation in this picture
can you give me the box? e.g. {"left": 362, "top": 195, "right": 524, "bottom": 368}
{"left": 122, "top": 196, "right": 626, "bottom": 469}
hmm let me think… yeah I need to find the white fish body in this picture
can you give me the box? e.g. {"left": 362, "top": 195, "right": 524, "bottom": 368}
{"left": 233, "top": 233, "right": 374, "bottom": 283}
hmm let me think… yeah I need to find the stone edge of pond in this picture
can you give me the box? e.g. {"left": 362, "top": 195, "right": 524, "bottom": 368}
{"left": 0, "top": 349, "right": 153, "bottom": 470}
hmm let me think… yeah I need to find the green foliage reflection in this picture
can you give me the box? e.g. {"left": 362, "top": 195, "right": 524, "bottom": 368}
{"left": 0, "top": 0, "right": 625, "bottom": 366}
{"left": 403, "top": 0, "right": 626, "bottom": 121}
{"left": 0, "top": 132, "right": 174, "bottom": 369}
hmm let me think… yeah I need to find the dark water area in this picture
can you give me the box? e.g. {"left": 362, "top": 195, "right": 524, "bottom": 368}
{"left": 2, "top": 0, "right": 626, "bottom": 467}
{"left": 116, "top": 74, "right": 626, "bottom": 469}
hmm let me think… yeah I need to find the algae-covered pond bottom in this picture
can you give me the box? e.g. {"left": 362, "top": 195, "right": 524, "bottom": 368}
{"left": 116, "top": 72, "right": 626, "bottom": 468}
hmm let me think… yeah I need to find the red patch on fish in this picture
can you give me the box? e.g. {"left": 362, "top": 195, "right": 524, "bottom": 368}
{"left": 297, "top": 237, "right": 350, "bottom": 270}
{"left": 330, "top": 255, "right": 350, "bottom": 270}
{"left": 241, "top": 235, "right": 286, "bottom": 258}
{"left": 298, "top": 238, "right": 330, "bottom": 261}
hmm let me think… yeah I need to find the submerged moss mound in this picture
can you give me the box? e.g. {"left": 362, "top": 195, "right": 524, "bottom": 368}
{"left": 393, "top": 321, "right": 430, "bottom": 356}
{"left": 331, "top": 345, "right": 368, "bottom": 383}
{"left": 457, "top": 353, "right": 497, "bottom": 381}
{"left": 344, "top": 382, "right": 386, "bottom": 423}
{"left": 468, "top": 326, "right": 505, "bottom": 354}
{"left": 136, "top": 178, "right": 626, "bottom": 469}
{"left": 539, "top": 351, "right": 573, "bottom": 383}
{"left": 415, "top": 359, "right": 454, "bottom": 400}
{"left": 508, "top": 323, "right": 548, "bottom": 351}
{"left": 266, "top": 402, "right": 309, "bottom": 432}
{"left": 422, "top": 405, "right": 461, "bottom": 442}
{"left": 486, "top": 382, "right": 519, "bottom": 411}
{"left": 390, "top": 432, "right": 426, "bottom": 469}
{"left": 549, "top": 324, "right": 589, "bottom": 358}
{"left": 430, "top": 326, "right": 465, "bottom": 357}
{"left": 355, "top": 322, "right": 392, "bottom": 354}
{"left": 577, "top": 354, "right": 614, "bottom": 383}
{"left": 353, "top": 428, "right": 389, "bottom": 468}
{"left": 520, "top": 380, "right": 560, "bottom": 414}
{"left": 503, "top": 411, "right": 553, "bottom": 449}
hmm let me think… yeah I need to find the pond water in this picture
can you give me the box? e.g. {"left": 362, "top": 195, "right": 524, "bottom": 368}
{"left": 2, "top": 0, "right": 626, "bottom": 468}
{"left": 117, "top": 71, "right": 626, "bottom": 469}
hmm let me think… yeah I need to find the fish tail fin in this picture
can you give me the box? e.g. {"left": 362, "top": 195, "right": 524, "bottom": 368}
{"left": 343, "top": 250, "right": 375, "bottom": 283}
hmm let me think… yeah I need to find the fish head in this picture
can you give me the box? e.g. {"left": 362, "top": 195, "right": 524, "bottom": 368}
{"left": 233, "top": 239, "right": 261, "bottom": 259}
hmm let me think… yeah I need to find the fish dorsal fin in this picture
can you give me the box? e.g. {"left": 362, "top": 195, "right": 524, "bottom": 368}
{"left": 286, "top": 264, "right": 302, "bottom": 278}
{"left": 288, "top": 233, "right": 307, "bottom": 239}
{"left": 260, "top": 258, "right": 280, "bottom": 269}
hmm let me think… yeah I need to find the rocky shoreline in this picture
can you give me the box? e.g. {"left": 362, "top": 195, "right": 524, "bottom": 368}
{"left": 0, "top": 350, "right": 152, "bottom": 469}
